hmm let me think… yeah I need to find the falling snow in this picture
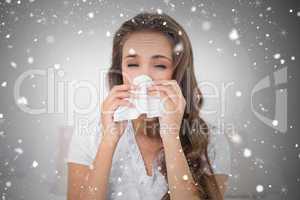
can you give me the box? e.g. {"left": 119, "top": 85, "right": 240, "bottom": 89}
{"left": 272, "top": 120, "right": 279, "bottom": 127}
{"left": 256, "top": 185, "right": 264, "bottom": 193}
{"left": 1, "top": 81, "right": 7, "bottom": 87}
{"left": 235, "top": 91, "right": 242, "bottom": 97}
{"left": 191, "top": 6, "right": 197, "bottom": 12}
{"left": 10, "top": 61, "right": 17, "bottom": 68}
{"left": 14, "top": 148, "right": 23, "bottom": 154}
{"left": 229, "top": 28, "right": 239, "bottom": 40}
{"left": 87, "top": 12, "right": 94, "bottom": 19}
{"left": 243, "top": 148, "right": 252, "bottom": 158}
{"left": 273, "top": 53, "right": 281, "bottom": 59}
{"left": 182, "top": 174, "right": 188, "bottom": 180}
{"left": 0, "top": 0, "right": 298, "bottom": 199}
{"left": 17, "top": 97, "right": 28, "bottom": 105}
{"left": 27, "top": 57, "right": 34, "bottom": 64}
{"left": 32, "top": 160, "right": 39, "bottom": 168}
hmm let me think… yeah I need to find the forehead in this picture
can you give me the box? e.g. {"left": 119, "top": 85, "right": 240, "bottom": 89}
{"left": 122, "top": 31, "right": 173, "bottom": 59}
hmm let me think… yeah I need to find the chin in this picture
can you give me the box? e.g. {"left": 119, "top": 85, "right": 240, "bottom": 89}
{"left": 144, "top": 116, "right": 158, "bottom": 122}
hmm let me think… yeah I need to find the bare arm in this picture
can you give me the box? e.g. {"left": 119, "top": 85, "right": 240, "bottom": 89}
{"left": 161, "top": 133, "right": 201, "bottom": 200}
{"left": 162, "top": 134, "right": 230, "bottom": 200}
{"left": 67, "top": 163, "right": 89, "bottom": 200}
{"left": 67, "top": 83, "right": 136, "bottom": 199}
{"left": 67, "top": 134, "right": 119, "bottom": 200}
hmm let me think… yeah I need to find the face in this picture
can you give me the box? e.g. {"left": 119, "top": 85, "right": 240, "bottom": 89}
{"left": 121, "top": 30, "right": 174, "bottom": 84}
{"left": 121, "top": 30, "right": 175, "bottom": 125}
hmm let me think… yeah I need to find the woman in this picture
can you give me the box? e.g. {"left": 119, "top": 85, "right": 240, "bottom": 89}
{"left": 67, "top": 12, "right": 230, "bottom": 200}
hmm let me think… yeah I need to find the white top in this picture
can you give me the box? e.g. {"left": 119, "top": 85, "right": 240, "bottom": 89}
{"left": 67, "top": 110, "right": 231, "bottom": 200}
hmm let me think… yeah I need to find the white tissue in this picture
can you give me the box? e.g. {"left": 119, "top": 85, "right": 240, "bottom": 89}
{"left": 113, "top": 75, "right": 164, "bottom": 122}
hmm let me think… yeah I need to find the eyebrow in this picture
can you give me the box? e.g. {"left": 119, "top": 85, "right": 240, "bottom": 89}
{"left": 125, "top": 54, "right": 172, "bottom": 62}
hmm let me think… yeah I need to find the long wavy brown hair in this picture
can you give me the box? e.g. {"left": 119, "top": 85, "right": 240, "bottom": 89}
{"left": 107, "top": 12, "right": 222, "bottom": 200}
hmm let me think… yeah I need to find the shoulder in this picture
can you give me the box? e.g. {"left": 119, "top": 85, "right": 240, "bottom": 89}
{"left": 207, "top": 124, "right": 231, "bottom": 176}
{"left": 66, "top": 83, "right": 113, "bottom": 166}
{"left": 66, "top": 109, "right": 103, "bottom": 166}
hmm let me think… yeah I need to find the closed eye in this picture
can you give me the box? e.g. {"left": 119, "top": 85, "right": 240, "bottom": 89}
{"left": 127, "top": 64, "right": 167, "bottom": 69}
{"left": 155, "top": 65, "right": 166, "bottom": 69}
{"left": 127, "top": 64, "right": 139, "bottom": 67}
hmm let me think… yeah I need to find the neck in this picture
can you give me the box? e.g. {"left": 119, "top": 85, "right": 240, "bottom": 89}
{"left": 132, "top": 117, "right": 161, "bottom": 140}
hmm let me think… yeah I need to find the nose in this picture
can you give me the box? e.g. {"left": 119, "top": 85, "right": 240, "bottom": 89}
{"left": 139, "top": 63, "right": 154, "bottom": 80}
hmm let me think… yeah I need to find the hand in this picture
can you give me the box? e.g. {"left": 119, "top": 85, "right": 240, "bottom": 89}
{"left": 100, "top": 84, "right": 138, "bottom": 142}
{"left": 147, "top": 80, "right": 186, "bottom": 139}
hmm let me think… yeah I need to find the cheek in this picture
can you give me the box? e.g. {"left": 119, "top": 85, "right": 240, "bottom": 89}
{"left": 121, "top": 65, "right": 137, "bottom": 84}
{"left": 151, "top": 68, "right": 174, "bottom": 80}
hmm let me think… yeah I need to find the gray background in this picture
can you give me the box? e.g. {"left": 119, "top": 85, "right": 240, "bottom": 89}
{"left": 0, "top": 0, "right": 299, "bottom": 199}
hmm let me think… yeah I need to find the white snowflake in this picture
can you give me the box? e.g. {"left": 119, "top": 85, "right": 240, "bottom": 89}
{"left": 14, "top": 148, "right": 23, "bottom": 154}
{"left": 54, "top": 64, "right": 61, "bottom": 69}
{"left": 273, "top": 53, "right": 281, "bottom": 59}
{"left": 243, "top": 148, "right": 252, "bottom": 158}
{"left": 117, "top": 177, "right": 122, "bottom": 182}
{"left": 28, "top": 57, "right": 34, "bottom": 64}
{"left": 182, "top": 174, "right": 188, "bottom": 180}
{"left": 230, "top": 134, "right": 242, "bottom": 144}
{"left": 17, "top": 97, "right": 28, "bottom": 105}
{"left": 117, "top": 191, "right": 123, "bottom": 196}
{"left": 272, "top": 120, "right": 278, "bottom": 127}
{"left": 156, "top": 9, "right": 163, "bottom": 14}
{"left": 191, "top": 6, "right": 197, "bottom": 12}
{"left": 32, "top": 160, "right": 39, "bottom": 168}
{"left": 88, "top": 12, "right": 94, "bottom": 19}
{"left": 5, "top": 181, "right": 12, "bottom": 188}
{"left": 10, "top": 61, "right": 17, "bottom": 68}
{"left": 235, "top": 91, "right": 242, "bottom": 97}
{"left": 1, "top": 81, "right": 7, "bottom": 87}
{"left": 256, "top": 184, "right": 264, "bottom": 193}
{"left": 129, "top": 48, "right": 136, "bottom": 55}
{"left": 174, "top": 42, "right": 183, "bottom": 53}
{"left": 229, "top": 28, "right": 239, "bottom": 40}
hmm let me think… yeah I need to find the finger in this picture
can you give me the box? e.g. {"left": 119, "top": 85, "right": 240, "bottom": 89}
{"left": 111, "top": 91, "right": 138, "bottom": 99}
{"left": 108, "top": 85, "right": 138, "bottom": 102}
{"left": 147, "top": 90, "right": 161, "bottom": 97}
{"left": 111, "top": 84, "right": 138, "bottom": 94}
{"left": 110, "top": 99, "right": 135, "bottom": 112}
{"left": 151, "top": 80, "right": 182, "bottom": 93}
{"left": 148, "top": 89, "right": 171, "bottom": 103}
{"left": 148, "top": 85, "right": 179, "bottom": 103}
{"left": 151, "top": 90, "right": 178, "bottom": 114}
{"left": 151, "top": 79, "right": 177, "bottom": 86}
